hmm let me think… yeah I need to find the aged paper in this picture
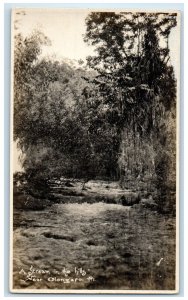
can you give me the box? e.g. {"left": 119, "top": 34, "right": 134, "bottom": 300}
{"left": 10, "top": 8, "right": 180, "bottom": 293}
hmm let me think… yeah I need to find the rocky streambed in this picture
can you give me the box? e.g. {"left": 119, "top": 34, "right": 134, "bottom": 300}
{"left": 12, "top": 179, "right": 176, "bottom": 291}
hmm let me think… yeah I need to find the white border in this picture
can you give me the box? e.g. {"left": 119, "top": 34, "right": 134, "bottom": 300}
{"left": 9, "top": 7, "right": 181, "bottom": 295}
{"left": 0, "top": 1, "right": 4, "bottom": 299}
{"left": 2, "top": 1, "right": 187, "bottom": 300}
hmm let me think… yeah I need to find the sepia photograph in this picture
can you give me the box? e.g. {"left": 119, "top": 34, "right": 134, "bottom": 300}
{"left": 10, "top": 8, "right": 180, "bottom": 293}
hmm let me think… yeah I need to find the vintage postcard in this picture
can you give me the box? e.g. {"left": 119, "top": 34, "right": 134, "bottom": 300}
{"left": 10, "top": 8, "right": 180, "bottom": 293}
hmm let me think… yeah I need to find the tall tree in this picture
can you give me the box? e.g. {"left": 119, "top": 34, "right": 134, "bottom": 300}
{"left": 84, "top": 11, "right": 177, "bottom": 209}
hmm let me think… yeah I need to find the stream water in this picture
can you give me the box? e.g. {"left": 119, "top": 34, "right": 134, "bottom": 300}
{"left": 13, "top": 200, "right": 176, "bottom": 291}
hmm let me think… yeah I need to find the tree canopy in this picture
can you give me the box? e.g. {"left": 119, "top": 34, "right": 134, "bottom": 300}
{"left": 14, "top": 12, "right": 177, "bottom": 211}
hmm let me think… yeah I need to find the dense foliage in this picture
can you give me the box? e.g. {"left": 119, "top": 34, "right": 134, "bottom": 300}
{"left": 84, "top": 12, "right": 177, "bottom": 211}
{"left": 14, "top": 12, "right": 177, "bottom": 212}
